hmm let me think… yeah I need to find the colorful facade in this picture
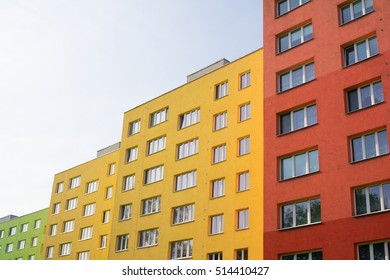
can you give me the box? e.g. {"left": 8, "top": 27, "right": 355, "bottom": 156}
{"left": 264, "top": 0, "right": 390, "bottom": 259}
{"left": 0, "top": 208, "right": 48, "bottom": 260}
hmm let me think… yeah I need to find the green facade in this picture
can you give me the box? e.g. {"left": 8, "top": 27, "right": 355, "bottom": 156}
{"left": 0, "top": 208, "right": 48, "bottom": 260}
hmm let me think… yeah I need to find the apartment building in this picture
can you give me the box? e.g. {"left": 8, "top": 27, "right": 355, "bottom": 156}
{"left": 264, "top": 0, "right": 390, "bottom": 259}
{"left": 0, "top": 208, "right": 48, "bottom": 260}
{"left": 42, "top": 144, "right": 119, "bottom": 260}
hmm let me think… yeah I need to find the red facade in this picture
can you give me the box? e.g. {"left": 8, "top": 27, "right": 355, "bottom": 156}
{"left": 264, "top": 0, "right": 390, "bottom": 259}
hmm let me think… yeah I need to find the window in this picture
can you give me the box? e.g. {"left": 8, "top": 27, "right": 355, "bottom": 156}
{"left": 177, "top": 139, "right": 198, "bottom": 159}
{"left": 344, "top": 36, "right": 378, "bottom": 67}
{"left": 279, "top": 104, "right": 317, "bottom": 134}
{"left": 141, "top": 196, "right": 161, "bottom": 215}
{"left": 278, "top": 23, "right": 313, "bottom": 53}
{"left": 56, "top": 182, "right": 64, "bottom": 193}
{"left": 138, "top": 228, "right": 159, "bottom": 248}
{"left": 211, "top": 178, "right": 225, "bottom": 198}
{"left": 144, "top": 165, "right": 164, "bottom": 184}
{"left": 280, "top": 149, "right": 319, "bottom": 180}
{"left": 214, "top": 112, "right": 227, "bottom": 131}
{"left": 340, "top": 0, "right": 374, "bottom": 25}
{"left": 240, "top": 72, "right": 251, "bottom": 89}
{"left": 238, "top": 136, "right": 250, "bottom": 156}
{"left": 175, "top": 170, "right": 197, "bottom": 191}
{"left": 59, "top": 243, "right": 71, "bottom": 256}
{"left": 351, "top": 130, "right": 389, "bottom": 162}
{"left": 34, "top": 219, "right": 41, "bottom": 229}
{"left": 9, "top": 227, "right": 16, "bottom": 236}
{"left": 237, "top": 209, "right": 249, "bottom": 230}
{"left": 281, "top": 198, "right": 321, "bottom": 229}
{"left": 100, "top": 235, "right": 108, "bottom": 249}
{"left": 179, "top": 108, "right": 200, "bottom": 129}
{"left": 69, "top": 176, "right": 81, "bottom": 189}
{"left": 31, "top": 237, "right": 38, "bottom": 247}
{"left": 238, "top": 171, "right": 250, "bottom": 192}
{"left": 86, "top": 180, "right": 98, "bottom": 194}
{"left": 119, "top": 204, "right": 132, "bottom": 221}
{"left": 46, "top": 246, "right": 54, "bottom": 259}
{"left": 21, "top": 223, "right": 28, "bottom": 233}
{"left": 29, "top": 255, "right": 35, "bottom": 260}
{"left": 239, "top": 103, "right": 251, "bottom": 122}
{"left": 281, "top": 250, "right": 323, "bottom": 260}
{"left": 6, "top": 243, "right": 13, "bottom": 253}
{"left": 279, "top": 62, "right": 315, "bottom": 92}
{"left": 66, "top": 198, "right": 78, "bottom": 211}
{"left": 213, "top": 144, "right": 226, "bottom": 164}
{"left": 18, "top": 240, "right": 26, "bottom": 250}
{"left": 102, "top": 210, "right": 110, "bottom": 224}
{"left": 123, "top": 174, "right": 136, "bottom": 191}
{"left": 216, "top": 82, "right": 228, "bottom": 99}
{"left": 63, "top": 220, "right": 75, "bottom": 233}
{"left": 358, "top": 240, "right": 390, "bottom": 260}
{"left": 129, "top": 120, "right": 141, "bottom": 135}
{"left": 150, "top": 107, "right": 168, "bottom": 127}
{"left": 106, "top": 186, "right": 113, "bottom": 199}
{"left": 53, "top": 202, "right": 61, "bottom": 214}
{"left": 108, "top": 163, "right": 116, "bottom": 175}
{"left": 277, "top": 0, "right": 310, "bottom": 17}
{"left": 347, "top": 81, "right": 384, "bottom": 112}
{"left": 80, "top": 226, "right": 93, "bottom": 240}
{"left": 148, "top": 136, "right": 166, "bottom": 155}
{"left": 210, "top": 214, "right": 224, "bottom": 235}
{"left": 236, "top": 248, "right": 248, "bottom": 260}
{"left": 78, "top": 251, "right": 90, "bottom": 260}
{"left": 125, "top": 146, "right": 138, "bottom": 163}
{"left": 0, "top": 230, "right": 4, "bottom": 238}
{"left": 83, "top": 203, "right": 96, "bottom": 217}
{"left": 172, "top": 204, "right": 195, "bottom": 225}
{"left": 354, "top": 182, "right": 390, "bottom": 215}
{"left": 170, "top": 240, "right": 193, "bottom": 259}
{"left": 49, "top": 224, "right": 57, "bottom": 236}
{"left": 116, "top": 234, "right": 129, "bottom": 252}
{"left": 208, "top": 252, "right": 223, "bottom": 260}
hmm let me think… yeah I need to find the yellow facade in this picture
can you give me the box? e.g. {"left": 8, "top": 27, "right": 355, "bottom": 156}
{"left": 42, "top": 147, "right": 119, "bottom": 260}
{"left": 109, "top": 49, "right": 263, "bottom": 260}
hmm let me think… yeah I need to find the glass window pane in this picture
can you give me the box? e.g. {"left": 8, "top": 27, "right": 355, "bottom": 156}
{"left": 281, "top": 157, "right": 293, "bottom": 180}
{"left": 305, "top": 63, "right": 315, "bottom": 81}
{"left": 307, "top": 105, "right": 317, "bottom": 126}
{"left": 291, "top": 29, "right": 301, "bottom": 47}
{"left": 278, "top": 0, "right": 288, "bottom": 16}
{"left": 297, "top": 253, "right": 309, "bottom": 260}
{"left": 383, "top": 183, "right": 390, "bottom": 210}
{"left": 378, "top": 130, "right": 389, "bottom": 155}
{"left": 282, "top": 255, "right": 294, "bottom": 260}
{"left": 292, "top": 67, "right": 303, "bottom": 87}
{"left": 360, "top": 85, "right": 372, "bottom": 108}
{"left": 280, "top": 113, "right": 291, "bottom": 134}
{"left": 303, "top": 24, "right": 312, "bottom": 41}
{"left": 348, "top": 90, "right": 359, "bottom": 112}
{"left": 373, "top": 243, "right": 385, "bottom": 260}
{"left": 295, "top": 201, "right": 308, "bottom": 226}
{"left": 279, "top": 34, "right": 289, "bottom": 52}
{"left": 365, "top": 0, "right": 374, "bottom": 13}
{"left": 352, "top": 137, "right": 363, "bottom": 161}
{"left": 341, "top": 6, "right": 351, "bottom": 24}
{"left": 364, "top": 133, "right": 376, "bottom": 158}
{"left": 311, "top": 251, "right": 323, "bottom": 260}
{"left": 369, "top": 37, "right": 378, "bottom": 56}
{"left": 309, "top": 150, "right": 319, "bottom": 173}
{"left": 355, "top": 188, "right": 367, "bottom": 215}
{"left": 290, "top": 0, "right": 300, "bottom": 10}
{"left": 293, "top": 109, "right": 305, "bottom": 130}
{"left": 294, "top": 153, "right": 306, "bottom": 177}
{"left": 310, "top": 198, "right": 321, "bottom": 223}
{"left": 282, "top": 204, "right": 294, "bottom": 228}
{"left": 280, "top": 73, "right": 291, "bottom": 92}
{"left": 358, "top": 244, "right": 371, "bottom": 260}
{"left": 369, "top": 186, "right": 381, "bottom": 212}
{"left": 353, "top": 0, "right": 363, "bottom": 18}
{"left": 357, "top": 41, "right": 368, "bottom": 61}
{"left": 373, "top": 82, "right": 384, "bottom": 104}
{"left": 345, "top": 46, "right": 355, "bottom": 66}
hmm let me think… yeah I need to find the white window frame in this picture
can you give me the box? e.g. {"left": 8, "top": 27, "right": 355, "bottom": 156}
{"left": 240, "top": 72, "right": 251, "bottom": 89}
{"left": 239, "top": 103, "right": 251, "bottom": 122}
{"left": 31, "top": 237, "right": 38, "bottom": 247}
{"left": 102, "top": 210, "right": 110, "bottom": 224}
{"left": 279, "top": 62, "right": 315, "bottom": 93}
{"left": 280, "top": 149, "right": 319, "bottom": 180}
{"left": 213, "top": 144, "right": 226, "bottom": 164}
{"left": 351, "top": 130, "right": 389, "bottom": 162}
{"left": 83, "top": 203, "right": 96, "bottom": 217}
{"left": 277, "top": 0, "right": 310, "bottom": 17}
{"left": 53, "top": 202, "right": 61, "bottom": 214}
{"left": 357, "top": 240, "right": 390, "bottom": 260}
{"left": 238, "top": 136, "right": 250, "bottom": 156}
{"left": 119, "top": 204, "right": 132, "bottom": 221}
{"left": 141, "top": 196, "right": 161, "bottom": 216}
{"left": 208, "top": 252, "right": 223, "bottom": 260}
{"left": 280, "top": 198, "right": 321, "bottom": 229}
{"left": 214, "top": 112, "right": 227, "bottom": 131}
{"left": 9, "top": 227, "right": 16, "bottom": 236}
{"left": 56, "top": 182, "right": 64, "bottom": 193}
{"left": 34, "top": 219, "right": 41, "bottom": 229}
{"left": 6, "top": 243, "right": 14, "bottom": 253}
{"left": 175, "top": 170, "right": 197, "bottom": 192}
{"left": 170, "top": 239, "right": 193, "bottom": 260}
{"left": 172, "top": 204, "right": 195, "bottom": 225}
{"left": 126, "top": 146, "right": 138, "bottom": 163}
{"left": 211, "top": 178, "right": 225, "bottom": 198}
{"left": 347, "top": 81, "right": 384, "bottom": 113}
{"left": 148, "top": 136, "right": 167, "bottom": 155}
{"left": 46, "top": 246, "right": 54, "bottom": 259}
{"left": 86, "top": 180, "right": 98, "bottom": 194}
{"left": 177, "top": 139, "right": 199, "bottom": 160}
{"left": 59, "top": 243, "right": 72, "bottom": 256}
{"left": 237, "top": 209, "right": 249, "bottom": 230}
{"left": 281, "top": 250, "right": 323, "bottom": 260}
{"left": 0, "top": 230, "right": 4, "bottom": 239}
{"left": 279, "top": 104, "right": 317, "bottom": 135}
{"left": 278, "top": 23, "right": 313, "bottom": 53}
{"left": 340, "top": 0, "right": 374, "bottom": 25}
{"left": 80, "top": 226, "right": 93, "bottom": 241}
{"left": 179, "top": 108, "right": 200, "bottom": 129}
{"left": 238, "top": 171, "right": 250, "bottom": 192}
{"left": 63, "top": 220, "right": 75, "bottom": 233}
{"left": 144, "top": 165, "right": 164, "bottom": 184}
{"left": 66, "top": 198, "right": 78, "bottom": 211}
{"left": 129, "top": 119, "right": 141, "bottom": 135}
{"left": 150, "top": 108, "right": 168, "bottom": 127}
{"left": 106, "top": 186, "right": 113, "bottom": 199}
{"left": 108, "top": 163, "right": 116, "bottom": 175}
{"left": 236, "top": 248, "right": 248, "bottom": 260}
{"left": 210, "top": 214, "right": 224, "bottom": 235}
{"left": 49, "top": 224, "right": 57, "bottom": 236}
{"left": 78, "top": 251, "right": 90, "bottom": 260}
{"left": 21, "top": 223, "right": 28, "bottom": 233}
{"left": 138, "top": 228, "right": 159, "bottom": 248}
{"left": 116, "top": 234, "right": 129, "bottom": 252}
{"left": 69, "top": 176, "right": 81, "bottom": 189}
{"left": 216, "top": 81, "right": 228, "bottom": 99}
{"left": 354, "top": 182, "right": 390, "bottom": 216}
{"left": 123, "top": 174, "right": 136, "bottom": 191}
{"left": 344, "top": 36, "right": 378, "bottom": 67}
{"left": 18, "top": 240, "right": 26, "bottom": 250}
{"left": 100, "top": 235, "right": 108, "bottom": 249}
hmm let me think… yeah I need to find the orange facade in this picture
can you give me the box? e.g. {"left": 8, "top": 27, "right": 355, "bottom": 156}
{"left": 264, "top": 0, "right": 390, "bottom": 259}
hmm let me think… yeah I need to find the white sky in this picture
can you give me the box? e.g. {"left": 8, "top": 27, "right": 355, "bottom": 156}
{"left": 0, "top": 0, "right": 263, "bottom": 218}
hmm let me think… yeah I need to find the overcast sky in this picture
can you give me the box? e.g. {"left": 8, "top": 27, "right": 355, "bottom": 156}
{"left": 0, "top": 0, "right": 263, "bottom": 218}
